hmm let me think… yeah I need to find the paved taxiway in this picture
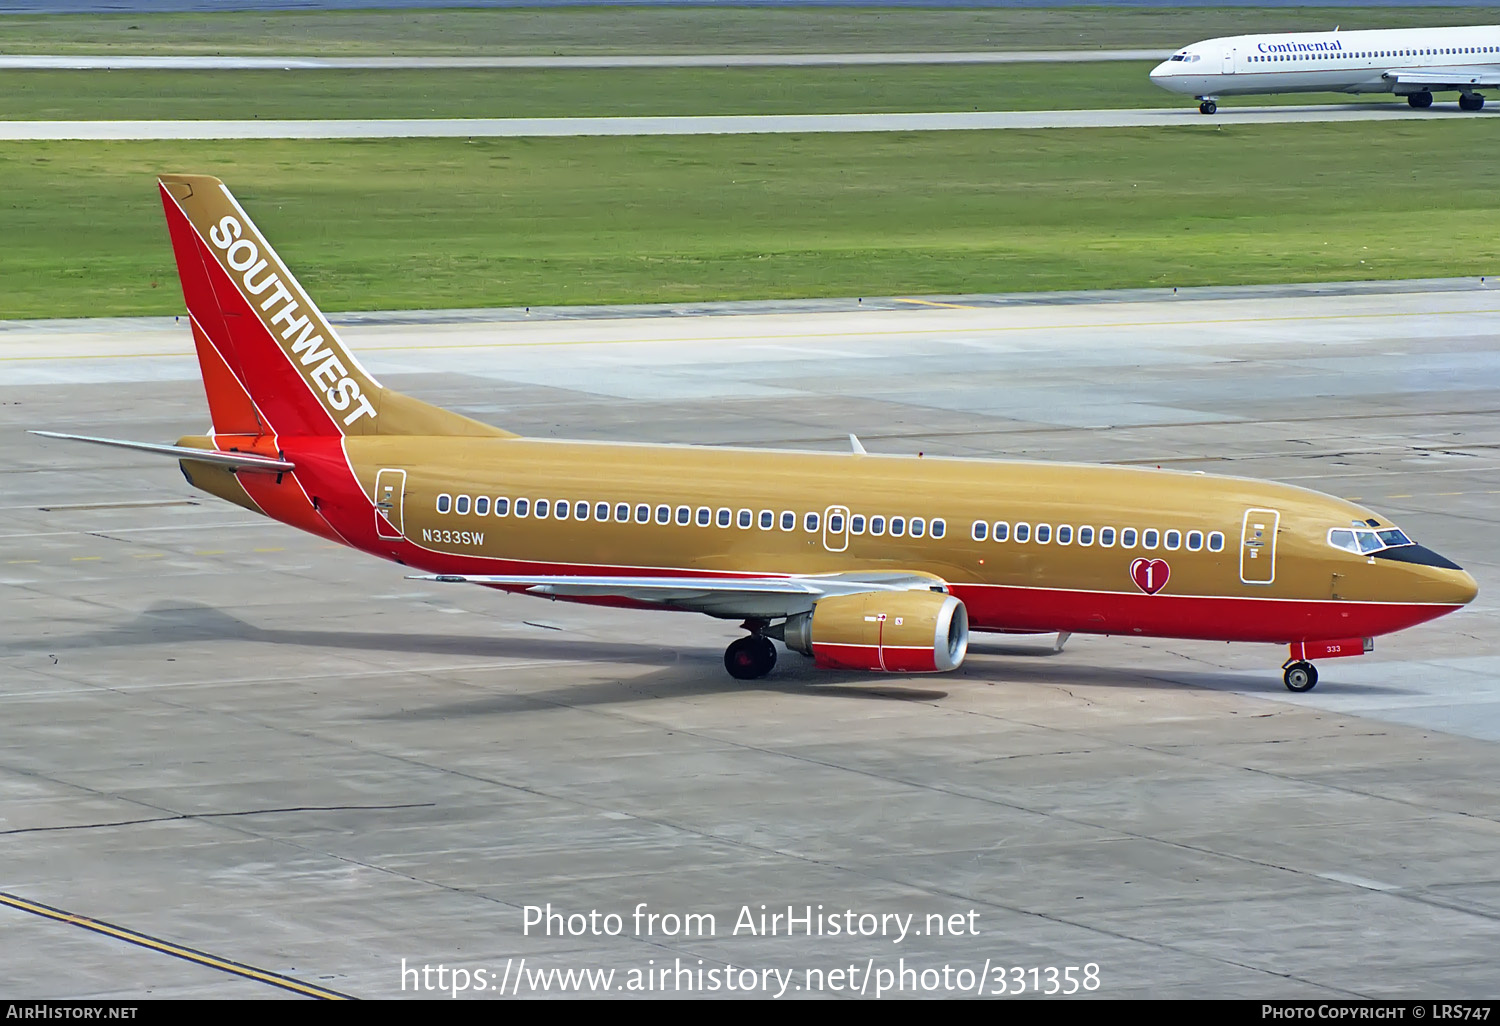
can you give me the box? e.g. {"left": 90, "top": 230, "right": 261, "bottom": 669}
{"left": 3, "top": 280, "right": 1499, "bottom": 997}
{"left": 0, "top": 51, "right": 1169, "bottom": 70}
{"left": 3, "top": 103, "right": 1485, "bottom": 141}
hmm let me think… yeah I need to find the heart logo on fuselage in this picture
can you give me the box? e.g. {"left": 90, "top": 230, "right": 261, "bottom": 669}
{"left": 1130, "top": 557, "right": 1170, "bottom": 595}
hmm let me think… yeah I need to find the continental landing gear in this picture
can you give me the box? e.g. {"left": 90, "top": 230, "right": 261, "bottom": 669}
{"left": 1407, "top": 91, "right": 1434, "bottom": 109}
{"left": 1198, "top": 99, "right": 1217, "bottom": 115}
{"left": 724, "top": 622, "right": 777, "bottom": 680}
{"left": 1459, "top": 91, "right": 1486, "bottom": 112}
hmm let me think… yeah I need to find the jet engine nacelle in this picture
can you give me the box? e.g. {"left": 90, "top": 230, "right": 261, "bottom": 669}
{"left": 779, "top": 590, "right": 969, "bottom": 673}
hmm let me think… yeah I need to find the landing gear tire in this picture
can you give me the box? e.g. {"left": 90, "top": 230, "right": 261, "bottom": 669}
{"left": 1459, "top": 92, "right": 1485, "bottom": 111}
{"left": 1198, "top": 100, "right": 1217, "bottom": 115}
{"left": 1407, "top": 91, "right": 1434, "bottom": 109}
{"left": 725, "top": 635, "right": 777, "bottom": 680}
{"left": 1283, "top": 661, "right": 1318, "bottom": 693}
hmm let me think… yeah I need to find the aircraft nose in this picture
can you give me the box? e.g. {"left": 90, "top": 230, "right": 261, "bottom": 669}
{"left": 1448, "top": 568, "right": 1480, "bottom": 607}
{"left": 1150, "top": 61, "right": 1167, "bottom": 79}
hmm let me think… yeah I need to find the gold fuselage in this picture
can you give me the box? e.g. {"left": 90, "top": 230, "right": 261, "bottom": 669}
{"left": 188, "top": 434, "right": 1477, "bottom": 644}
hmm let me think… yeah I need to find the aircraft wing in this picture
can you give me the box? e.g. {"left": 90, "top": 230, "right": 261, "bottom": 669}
{"left": 1388, "top": 69, "right": 1500, "bottom": 88}
{"left": 409, "top": 570, "right": 950, "bottom": 619}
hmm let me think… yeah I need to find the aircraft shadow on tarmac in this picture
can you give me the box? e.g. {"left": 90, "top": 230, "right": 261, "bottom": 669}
{"left": 6, "top": 602, "right": 1416, "bottom": 705}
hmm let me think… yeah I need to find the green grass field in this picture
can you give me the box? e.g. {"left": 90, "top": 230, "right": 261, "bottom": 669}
{"left": 4, "top": 125, "right": 1497, "bottom": 320}
{"left": 0, "top": 6, "right": 1492, "bottom": 55}
{"left": 0, "top": 64, "right": 1411, "bottom": 121}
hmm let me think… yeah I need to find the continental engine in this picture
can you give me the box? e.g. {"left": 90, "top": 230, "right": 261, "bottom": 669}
{"left": 777, "top": 590, "right": 969, "bottom": 673}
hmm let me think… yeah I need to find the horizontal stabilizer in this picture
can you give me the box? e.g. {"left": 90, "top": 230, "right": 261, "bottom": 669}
{"left": 410, "top": 570, "right": 948, "bottom": 619}
{"left": 29, "top": 431, "right": 295, "bottom": 473}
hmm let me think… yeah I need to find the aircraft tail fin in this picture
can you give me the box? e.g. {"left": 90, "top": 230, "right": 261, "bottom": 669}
{"left": 157, "top": 174, "right": 511, "bottom": 440}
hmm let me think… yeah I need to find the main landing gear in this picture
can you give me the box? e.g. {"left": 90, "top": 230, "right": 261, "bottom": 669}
{"left": 1407, "top": 91, "right": 1434, "bottom": 109}
{"left": 1198, "top": 99, "right": 1217, "bottom": 115}
{"left": 1282, "top": 659, "right": 1319, "bottom": 693}
{"left": 725, "top": 622, "right": 777, "bottom": 680}
{"left": 1459, "top": 92, "right": 1486, "bottom": 112}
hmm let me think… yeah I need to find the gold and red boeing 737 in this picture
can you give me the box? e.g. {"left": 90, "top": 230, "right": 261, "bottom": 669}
{"left": 35, "top": 176, "right": 1478, "bottom": 691}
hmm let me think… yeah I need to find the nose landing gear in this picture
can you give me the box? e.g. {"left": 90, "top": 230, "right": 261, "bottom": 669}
{"left": 725, "top": 621, "right": 778, "bottom": 680}
{"left": 1282, "top": 659, "right": 1319, "bottom": 693}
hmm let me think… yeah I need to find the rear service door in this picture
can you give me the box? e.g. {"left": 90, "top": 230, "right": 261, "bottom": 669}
{"left": 1240, "top": 507, "right": 1278, "bottom": 584}
{"left": 375, "top": 468, "right": 407, "bottom": 539}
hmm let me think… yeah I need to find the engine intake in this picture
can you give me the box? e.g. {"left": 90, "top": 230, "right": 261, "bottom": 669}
{"left": 776, "top": 590, "right": 969, "bottom": 673}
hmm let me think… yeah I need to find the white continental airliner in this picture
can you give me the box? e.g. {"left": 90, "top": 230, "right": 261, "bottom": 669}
{"left": 1150, "top": 26, "right": 1500, "bottom": 113}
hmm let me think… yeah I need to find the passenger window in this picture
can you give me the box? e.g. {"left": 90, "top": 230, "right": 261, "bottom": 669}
{"left": 1037, "top": 524, "right": 1052, "bottom": 544}
{"left": 1078, "top": 526, "right": 1094, "bottom": 546}
{"left": 1121, "top": 528, "right": 1136, "bottom": 548}
{"left": 851, "top": 514, "right": 866, "bottom": 535}
{"left": 972, "top": 521, "right": 988, "bottom": 542}
{"left": 718, "top": 508, "right": 732, "bottom": 528}
{"left": 635, "top": 504, "right": 649, "bottom": 523}
{"left": 677, "top": 506, "right": 691, "bottom": 525}
{"left": 698, "top": 507, "right": 712, "bottom": 526}
{"left": 738, "top": 509, "right": 752, "bottom": 529}
{"left": 456, "top": 495, "right": 471, "bottom": 515}
{"left": 614, "top": 503, "right": 629, "bottom": 522}
{"left": 656, "top": 505, "right": 670, "bottom": 525}
{"left": 805, "top": 512, "right": 820, "bottom": 533}
{"left": 1014, "top": 522, "right": 1030, "bottom": 543}
{"left": 556, "top": 500, "right": 570, "bottom": 519}
{"left": 870, "top": 516, "right": 885, "bottom": 536}
{"left": 437, "top": 493, "right": 451, "bottom": 513}
{"left": 1208, "top": 532, "right": 1224, "bottom": 552}
{"left": 909, "top": 517, "right": 924, "bottom": 538}
{"left": 1099, "top": 527, "right": 1114, "bottom": 547}
{"left": 476, "top": 496, "right": 489, "bottom": 516}
{"left": 781, "top": 511, "right": 796, "bottom": 531}
{"left": 993, "top": 521, "right": 1009, "bottom": 542}
{"left": 535, "top": 499, "right": 549, "bottom": 518}
{"left": 760, "top": 510, "right": 774, "bottom": 530}
{"left": 576, "top": 502, "right": 589, "bottom": 521}
{"left": 830, "top": 512, "right": 845, "bottom": 533}
{"left": 1187, "top": 530, "right": 1203, "bottom": 551}
{"left": 496, "top": 497, "right": 510, "bottom": 517}
{"left": 1165, "top": 530, "right": 1181, "bottom": 550}
{"left": 516, "top": 498, "right": 530, "bottom": 517}
{"left": 594, "top": 502, "right": 609, "bottom": 521}
{"left": 1143, "top": 529, "right": 1159, "bottom": 549}
{"left": 931, "top": 519, "right": 945, "bottom": 539}
{"left": 889, "top": 516, "right": 905, "bottom": 537}
{"left": 1057, "top": 525, "right": 1072, "bottom": 545}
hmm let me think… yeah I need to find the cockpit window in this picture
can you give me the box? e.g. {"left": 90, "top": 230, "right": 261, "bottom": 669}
{"left": 1328, "top": 526, "right": 1414, "bottom": 555}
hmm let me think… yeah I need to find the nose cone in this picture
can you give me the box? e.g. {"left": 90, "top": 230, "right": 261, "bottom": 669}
{"left": 1447, "top": 568, "right": 1480, "bottom": 607}
{"left": 1371, "top": 545, "right": 1478, "bottom": 606}
{"left": 1149, "top": 60, "right": 1189, "bottom": 93}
